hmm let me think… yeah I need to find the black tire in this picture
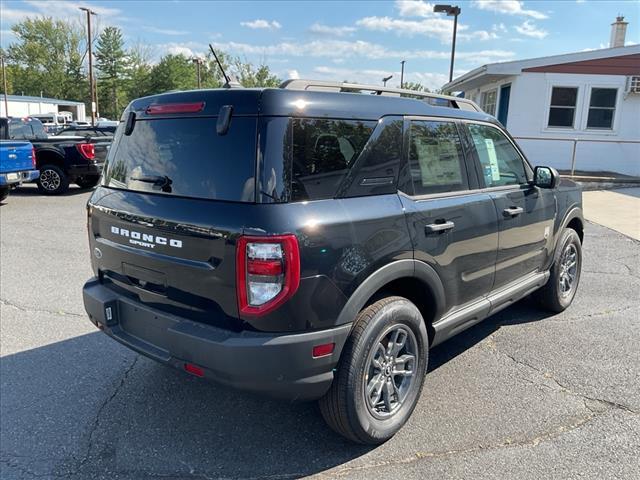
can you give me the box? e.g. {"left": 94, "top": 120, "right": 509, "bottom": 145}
{"left": 319, "top": 296, "right": 429, "bottom": 444}
{"left": 75, "top": 175, "right": 100, "bottom": 189}
{"left": 534, "top": 228, "right": 582, "bottom": 312}
{"left": 37, "top": 165, "right": 69, "bottom": 195}
{"left": 0, "top": 186, "right": 9, "bottom": 203}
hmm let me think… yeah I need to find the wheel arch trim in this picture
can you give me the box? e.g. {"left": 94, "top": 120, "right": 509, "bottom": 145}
{"left": 335, "top": 259, "right": 446, "bottom": 327}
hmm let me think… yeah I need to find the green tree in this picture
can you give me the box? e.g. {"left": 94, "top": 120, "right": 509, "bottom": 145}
{"left": 124, "top": 43, "right": 153, "bottom": 103}
{"left": 232, "top": 58, "right": 280, "bottom": 87}
{"left": 7, "top": 17, "right": 86, "bottom": 102}
{"left": 149, "top": 54, "right": 198, "bottom": 94}
{"left": 401, "top": 82, "right": 430, "bottom": 92}
{"left": 95, "top": 26, "right": 127, "bottom": 119}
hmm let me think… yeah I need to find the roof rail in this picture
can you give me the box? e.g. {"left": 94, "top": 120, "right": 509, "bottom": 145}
{"left": 279, "top": 79, "right": 481, "bottom": 112}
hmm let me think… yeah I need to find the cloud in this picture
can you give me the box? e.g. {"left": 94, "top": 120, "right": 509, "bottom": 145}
{"left": 309, "top": 23, "right": 356, "bottom": 36}
{"left": 310, "top": 65, "right": 450, "bottom": 91}
{"left": 395, "top": 0, "right": 436, "bottom": 18}
{"left": 211, "top": 39, "right": 515, "bottom": 65}
{"left": 157, "top": 41, "right": 209, "bottom": 58}
{"left": 240, "top": 19, "right": 281, "bottom": 30}
{"left": 286, "top": 69, "right": 300, "bottom": 79}
{"left": 514, "top": 20, "right": 548, "bottom": 38}
{"left": 356, "top": 16, "right": 464, "bottom": 43}
{"left": 142, "top": 26, "right": 189, "bottom": 36}
{"left": 472, "top": 1, "right": 548, "bottom": 20}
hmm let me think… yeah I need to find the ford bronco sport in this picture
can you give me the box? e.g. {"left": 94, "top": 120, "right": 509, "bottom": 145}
{"left": 83, "top": 80, "right": 583, "bottom": 444}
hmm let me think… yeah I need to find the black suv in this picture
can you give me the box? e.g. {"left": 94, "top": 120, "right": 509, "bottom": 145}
{"left": 83, "top": 81, "right": 583, "bottom": 444}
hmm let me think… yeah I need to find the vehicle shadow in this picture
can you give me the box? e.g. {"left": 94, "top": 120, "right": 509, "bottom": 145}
{"left": 10, "top": 183, "right": 94, "bottom": 197}
{"left": 2, "top": 299, "right": 553, "bottom": 479}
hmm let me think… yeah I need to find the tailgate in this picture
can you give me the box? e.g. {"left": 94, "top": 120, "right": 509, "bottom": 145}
{"left": 0, "top": 141, "right": 34, "bottom": 173}
{"left": 89, "top": 190, "right": 243, "bottom": 330}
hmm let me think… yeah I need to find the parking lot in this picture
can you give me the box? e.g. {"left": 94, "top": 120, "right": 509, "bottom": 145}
{"left": 1, "top": 185, "right": 639, "bottom": 480}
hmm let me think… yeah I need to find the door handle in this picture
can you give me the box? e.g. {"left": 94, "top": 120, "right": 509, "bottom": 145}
{"left": 503, "top": 206, "right": 524, "bottom": 217}
{"left": 425, "top": 221, "right": 455, "bottom": 234}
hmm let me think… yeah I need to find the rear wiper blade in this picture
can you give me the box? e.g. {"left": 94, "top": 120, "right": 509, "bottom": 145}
{"left": 129, "top": 174, "right": 173, "bottom": 192}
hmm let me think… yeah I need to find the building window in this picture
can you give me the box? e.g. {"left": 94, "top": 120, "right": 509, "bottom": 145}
{"left": 548, "top": 87, "right": 578, "bottom": 128}
{"left": 586, "top": 88, "right": 617, "bottom": 129}
{"left": 480, "top": 89, "right": 497, "bottom": 116}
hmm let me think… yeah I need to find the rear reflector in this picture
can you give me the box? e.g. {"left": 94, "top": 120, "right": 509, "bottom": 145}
{"left": 312, "top": 343, "right": 335, "bottom": 358}
{"left": 146, "top": 102, "right": 205, "bottom": 115}
{"left": 184, "top": 363, "right": 204, "bottom": 377}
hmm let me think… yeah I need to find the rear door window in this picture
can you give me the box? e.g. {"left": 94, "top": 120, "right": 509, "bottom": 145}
{"left": 102, "top": 117, "right": 256, "bottom": 202}
{"left": 408, "top": 120, "right": 469, "bottom": 195}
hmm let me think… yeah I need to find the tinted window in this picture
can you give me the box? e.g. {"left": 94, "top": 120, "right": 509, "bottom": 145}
{"left": 468, "top": 123, "right": 527, "bottom": 187}
{"left": 8, "top": 119, "right": 46, "bottom": 140}
{"left": 587, "top": 87, "right": 617, "bottom": 129}
{"left": 291, "top": 118, "right": 376, "bottom": 201}
{"left": 102, "top": 117, "right": 256, "bottom": 202}
{"left": 548, "top": 87, "right": 578, "bottom": 127}
{"left": 408, "top": 120, "right": 468, "bottom": 195}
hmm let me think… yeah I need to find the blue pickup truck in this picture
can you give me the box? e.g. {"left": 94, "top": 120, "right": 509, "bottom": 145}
{"left": 0, "top": 121, "right": 40, "bottom": 202}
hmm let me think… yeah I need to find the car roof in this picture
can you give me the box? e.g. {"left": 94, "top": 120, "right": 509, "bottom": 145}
{"left": 125, "top": 87, "right": 497, "bottom": 124}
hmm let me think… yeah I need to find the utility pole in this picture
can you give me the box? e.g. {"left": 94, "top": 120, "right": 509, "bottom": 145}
{"left": 192, "top": 57, "right": 203, "bottom": 88}
{"left": 1, "top": 55, "right": 8, "bottom": 117}
{"left": 400, "top": 60, "right": 405, "bottom": 89}
{"left": 80, "top": 7, "right": 97, "bottom": 125}
{"left": 382, "top": 74, "right": 393, "bottom": 87}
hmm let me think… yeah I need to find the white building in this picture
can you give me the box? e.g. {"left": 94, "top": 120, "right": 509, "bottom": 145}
{"left": 443, "top": 17, "right": 640, "bottom": 178}
{"left": 0, "top": 94, "right": 87, "bottom": 122}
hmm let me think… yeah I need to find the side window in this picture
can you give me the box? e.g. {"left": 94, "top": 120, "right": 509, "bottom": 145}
{"left": 480, "top": 90, "right": 497, "bottom": 115}
{"left": 8, "top": 121, "right": 29, "bottom": 139}
{"left": 468, "top": 123, "right": 527, "bottom": 187}
{"left": 408, "top": 120, "right": 468, "bottom": 196}
{"left": 291, "top": 118, "right": 376, "bottom": 201}
{"left": 548, "top": 87, "right": 578, "bottom": 128}
{"left": 586, "top": 87, "right": 617, "bottom": 129}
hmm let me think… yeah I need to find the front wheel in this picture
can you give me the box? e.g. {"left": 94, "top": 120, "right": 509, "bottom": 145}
{"left": 37, "top": 165, "right": 69, "bottom": 195}
{"left": 534, "top": 228, "right": 582, "bottom": 312}
{"left": 319, "top": 296, "right": 429, "bottom": 444}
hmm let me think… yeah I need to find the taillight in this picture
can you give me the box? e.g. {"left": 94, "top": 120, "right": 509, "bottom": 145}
{"left": 236, "top": 234, "right": 300, "bottom": 317}
{"left": 76, "top": 143, "right": 95, "bottom": 160}
{"left": 146, "top": 102, "right": 205, "bottom": 115}
{"left": 31, "top": 147, "right": 36, "bottom": 168}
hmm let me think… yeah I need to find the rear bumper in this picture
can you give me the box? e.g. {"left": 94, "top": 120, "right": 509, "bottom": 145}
{"left": 0, "top": 169, "right": 40, "bottom": 186}
{"left": 82, "top": 278, "right": 350, "bottom": 401}
{"left": 68, "top": 163, "right": 104, "bottom": 177}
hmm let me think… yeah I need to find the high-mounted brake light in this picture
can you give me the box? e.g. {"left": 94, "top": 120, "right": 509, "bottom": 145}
{"left": 236, "top": 235, "right": 300, "bottom": 317}
{"left": 76, "top": 143, "right": 95, "bottom": 160}
{"left": 146, "top": 102, "right": 205, "bottom": 115}
{"left": 31, "top": 147, "right": 37, "bottom": 168}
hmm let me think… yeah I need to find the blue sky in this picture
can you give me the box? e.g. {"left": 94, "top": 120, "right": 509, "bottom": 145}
{"left": 1, "top": 0, "right": 638, "bottom": 90}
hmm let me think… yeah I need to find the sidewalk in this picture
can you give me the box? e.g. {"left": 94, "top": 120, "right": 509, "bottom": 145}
{"left": 582, "top": 187, "right": 640, "bottom": 240}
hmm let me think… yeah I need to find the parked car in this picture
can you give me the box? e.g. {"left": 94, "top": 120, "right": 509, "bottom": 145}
{"left": 0, "top": 119, "right": 40, "bottom": 202}
{"left": 29, "top": 113, "right": 68, "bottom": 134}
{"left": 82, "top": 81, "right": 583, "bottom": 444}
{"left": 1, "top": 117, "right": 111, "bottom": 194}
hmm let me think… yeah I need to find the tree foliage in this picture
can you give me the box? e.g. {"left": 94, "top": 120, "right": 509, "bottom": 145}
{"left": 401, "top": 82, "right": 430, "bottom": 92}
{"left": 95, "top": 26, "right": 127, "bottom": 119}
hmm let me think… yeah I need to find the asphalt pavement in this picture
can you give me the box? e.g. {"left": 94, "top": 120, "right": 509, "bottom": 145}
{"left": 1, "top": 185, "right": 639, "bottom": 480}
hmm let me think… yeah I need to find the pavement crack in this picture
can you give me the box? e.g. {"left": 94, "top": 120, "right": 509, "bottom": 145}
{"left": 75, "top": 355, "right": 140, "bottom": 471}
{"left": 0, "top": 298, "right": 84, "bottom": 318}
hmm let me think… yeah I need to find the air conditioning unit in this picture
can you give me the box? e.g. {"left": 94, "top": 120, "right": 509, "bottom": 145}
{"left": 626, "top": 76, "right": 640, "bottom": 94}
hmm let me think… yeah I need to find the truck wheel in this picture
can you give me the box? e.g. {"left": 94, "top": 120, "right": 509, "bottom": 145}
{"left": 534, "top": 228, "right": 582, "bottom": 313}
{"left": 319, "top": 296, "right": 429, "bottom": 444}
{"left": 37, "top": 165, "right": 69, "bottom": 195}
{"left": 76, "top": 175, "right": 100, "bottom": 189}
{"left": 0, "top": 186, "right": 9, "bottom": 203}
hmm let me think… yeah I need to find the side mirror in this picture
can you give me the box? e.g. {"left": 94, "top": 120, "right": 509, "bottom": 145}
{"left": 533, "top": 166, "right": 559, "bottom": 189}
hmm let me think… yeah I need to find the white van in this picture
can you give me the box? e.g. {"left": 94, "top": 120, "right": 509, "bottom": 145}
{"left": 30, "top": 113, "right": 68, "bottom": 134}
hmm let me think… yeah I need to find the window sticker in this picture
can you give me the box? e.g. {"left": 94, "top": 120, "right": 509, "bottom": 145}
{"left": 416, "top": 139, "right": 462, "bottom": 187}
{"left": 484, "top": 138, "right": 501, "bottom": 182}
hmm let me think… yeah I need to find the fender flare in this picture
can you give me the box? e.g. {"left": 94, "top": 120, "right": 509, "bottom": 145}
{"left": 558, "top": 206, "right": 584, "bottom": 243}
{"left": 335, "top": 259, "right": 446, "bottom": 326}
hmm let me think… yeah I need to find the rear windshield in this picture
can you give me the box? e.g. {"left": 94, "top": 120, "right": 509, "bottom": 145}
{"left": 101, "top": 117, "right": 256, "bottom": 202}
{"left": 7, "top": 119, "right": 47, "bottom": 140}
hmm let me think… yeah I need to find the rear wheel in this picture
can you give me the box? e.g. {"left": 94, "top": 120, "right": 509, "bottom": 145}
{"left": 319, "top": 296, "right": 429, "bottom": 444}
{"left": 534, "top": 228, "right": 582, "bottom": 312}
{"left": 76, "top": 175, "right": 100, "bottom": 189}
{"left": 37, "top": 165, "right": 69, "bottom": 195}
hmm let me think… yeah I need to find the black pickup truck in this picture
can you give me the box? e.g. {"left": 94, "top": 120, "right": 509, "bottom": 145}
{"left": 0, "top": 117, "right": 111, "bottom": 194}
